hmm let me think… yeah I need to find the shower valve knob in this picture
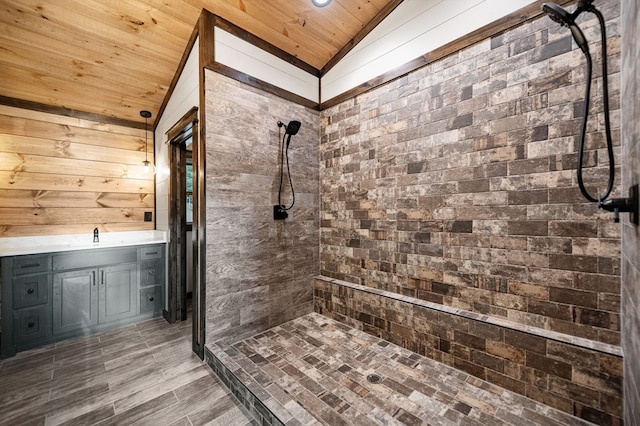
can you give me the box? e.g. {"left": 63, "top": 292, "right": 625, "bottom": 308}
{"left": 598, "top": 185, "right": 639, "bottom": 225}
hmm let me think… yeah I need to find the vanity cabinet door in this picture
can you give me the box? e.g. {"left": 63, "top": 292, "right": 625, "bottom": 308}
{"left": 99, "top": 263, "right": 137, "bottom": 323}
{"left": 53, "top": 269, "right": 98, "bottom": 334}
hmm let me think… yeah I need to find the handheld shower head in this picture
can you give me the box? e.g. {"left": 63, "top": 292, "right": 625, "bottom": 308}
{"left": 541, "top": 2, "right": 590, "bottom": 53}
{"left": 275, "top": 119, "right": 301, "bottom": 218}
{"left": 277, "top": 120, "right": 302, "bottom": 136}
{"left": 542, "top": 2, "right": 573, "bottom": 26}
{"left": 541, "top": 0, "right": 619, "bottom": 211}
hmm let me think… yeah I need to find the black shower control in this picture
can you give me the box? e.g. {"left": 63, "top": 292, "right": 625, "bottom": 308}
{"left": 273, "top": 205, "right": 288, "bottom": 220}
{"left": 598, "top": 184, "right": 639, "bottom": 225}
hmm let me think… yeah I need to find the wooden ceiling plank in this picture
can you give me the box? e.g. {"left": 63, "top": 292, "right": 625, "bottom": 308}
{"left": 2, "top": 0, "right": 187, "bottom": 60}
{"left": 222, "top": 0, "right": 342, "bottom": 61}
{"left": 79, "top": 0, "right": 197, "bottom": 46}
{"left": 0, "top": 0, "right": 393, "bottom": 120}
{"left": 0, "top": 66, "right": 165, "bottom": 121}
{"left": 0, "top": 89, "right": 156, "bottom": 125}
{"left": 335, "top": 0, "right": 391, "bottom": 27}
{"left": 296, "top": 0, "right": 373, "bottom": 41}
{"left": 0, "top": 38, "right": 171, "bottom": 100}
{"left": 0, "top": 19, "right": 179, "bottom": 81}
{"left": 0, "top": 88, "right": 160, "bottom": 124}
{"left": 183, "top": 0, "right": 331, "bottom": 68}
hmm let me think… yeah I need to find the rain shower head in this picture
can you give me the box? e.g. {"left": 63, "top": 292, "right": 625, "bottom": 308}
{"left": 542, "top": 1, "right": 592, "bottom": 54}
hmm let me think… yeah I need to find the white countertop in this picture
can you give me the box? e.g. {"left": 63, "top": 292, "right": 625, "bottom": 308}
{"left": 0, "top": 230, "right": 168, "bottom": 257}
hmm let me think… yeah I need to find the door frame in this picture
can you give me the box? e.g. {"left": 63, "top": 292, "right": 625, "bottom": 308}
{"left": 165, "top": 107, "right": 205, "bottom": 358}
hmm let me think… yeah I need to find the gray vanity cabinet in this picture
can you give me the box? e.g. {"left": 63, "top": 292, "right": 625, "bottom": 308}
{"left": 1, "top": 243, "right": 165, "bottom": 358}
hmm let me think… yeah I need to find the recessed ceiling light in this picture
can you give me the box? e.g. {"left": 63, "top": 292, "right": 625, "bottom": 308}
{"left": 312, "top": 0, "right": 332, "bottom": 7}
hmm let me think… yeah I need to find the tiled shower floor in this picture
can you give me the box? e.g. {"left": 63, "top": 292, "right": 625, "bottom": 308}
{"left": 209, "top": 313, "right": 592, "bottom": 426}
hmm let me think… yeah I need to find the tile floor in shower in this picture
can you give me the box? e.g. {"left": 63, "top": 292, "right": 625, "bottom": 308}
{"left": 211, "top": 313, "right": 592, "bottom": 426}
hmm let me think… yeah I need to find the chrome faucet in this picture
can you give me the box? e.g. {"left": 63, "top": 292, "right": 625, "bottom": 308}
{"left": 93, "top": 227, "right": 99, "bottom": 243}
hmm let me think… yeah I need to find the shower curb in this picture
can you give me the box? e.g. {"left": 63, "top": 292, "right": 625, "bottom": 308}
{"left": 204, "top": 345, "right": 285, "bottom": 426}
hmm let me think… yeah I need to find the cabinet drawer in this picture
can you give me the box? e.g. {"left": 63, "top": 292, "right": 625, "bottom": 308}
{"left": 13, "top": 274, "right": 49, "bottom": 309}
{"left": 13, "top": 255, "right": 49, "bottom": 275}
{"left": 139, "top": 260, "right": 163, "bottom": 287}
{"left": 140, "top": 287, "right": 162, "bottom": 314}
{"left": 53, "top": 248, "right": 136, "bottom": 271}
{"left": 13, "top": 306, "right": 48, "bottom": 343}
{"left": 139, "top": 246, "right": 163, "bottom": 261}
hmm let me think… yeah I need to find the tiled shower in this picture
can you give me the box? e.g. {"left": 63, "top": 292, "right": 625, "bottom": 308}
{"left": 202, "top": 0, "right": 639, "bottom": 424}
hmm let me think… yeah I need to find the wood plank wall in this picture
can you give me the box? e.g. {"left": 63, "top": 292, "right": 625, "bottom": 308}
{"left": 0, "top": 105, "right": 154, "bottom": 237}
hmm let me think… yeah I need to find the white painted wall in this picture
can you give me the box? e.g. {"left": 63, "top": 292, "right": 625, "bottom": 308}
{"left": 155, "top": 39, "right": 199, "bottom": 233}
{"left": 214, "top": 27, "right": 319, "bottom": 103}
{"left": 154, "top": 39, "right": 199, "bottom": 309}
{"left": 321, "top": 0, "right": 537, "bottom": 102}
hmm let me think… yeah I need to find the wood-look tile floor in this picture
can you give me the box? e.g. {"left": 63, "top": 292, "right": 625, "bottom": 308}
{"left": 0, "top": 316, "right": 255, "bottom": 426}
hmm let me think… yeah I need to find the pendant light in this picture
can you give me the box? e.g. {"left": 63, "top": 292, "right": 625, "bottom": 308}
{"left": 312, "top": 0, "right": 331, "bottom": 7}
{"left": 140, "top": 110, "right": 154, "bottom": 174}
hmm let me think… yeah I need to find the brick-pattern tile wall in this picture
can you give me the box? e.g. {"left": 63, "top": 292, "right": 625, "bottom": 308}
{"left": 319, "top": 0, "right": 621, "bottom": 346}
{"left": 315, "top": 278, "right": 623, "bottom": 424}
{"left": 621, "top": 0, "right": 640, "bottom": 423}
{"left": 205, "top": 71, "right": 319, "bottom": 344}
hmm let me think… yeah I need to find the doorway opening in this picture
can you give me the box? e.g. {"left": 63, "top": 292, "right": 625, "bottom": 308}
{"left": 166, "top": 107, "right": 204, "bottom": 358}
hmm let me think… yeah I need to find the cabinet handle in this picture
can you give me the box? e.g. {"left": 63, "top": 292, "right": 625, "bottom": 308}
{"left": 148, "top": 270, "right": 155, "bottom": 275}
{"left": 27, "top": 288, "right": 35, "bottom": 295}
{"left": 149, "top": 296, "right": 154, "bottom": 302}
{"left": 27, "top": 321, "right": 35, "bottom": 328}
{"left": 93, "top": 271, "right": 96, "bottom": 286}
{"left": 20, "top": 263, "right": 40, "bottom": 269}
{"left": 145, "top": 251, "right": 158, "bottom": 256}
{"left": 101, "top": 271, "right": 104, "bottom": 285}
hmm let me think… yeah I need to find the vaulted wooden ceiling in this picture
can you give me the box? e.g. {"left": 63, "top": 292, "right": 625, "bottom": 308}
{"left": 0, "top": 0, "right": 398, "bottom": 125}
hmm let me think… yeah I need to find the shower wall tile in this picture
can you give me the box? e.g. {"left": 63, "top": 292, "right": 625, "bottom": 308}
{"left": 204, "top": 71, "right": 319, "bottom": 345}
{"left": 315, "top": 277, "right": 623, "bottom": 424}
{"left": 318, "top": 0, "right": 626, "bottom": 423}
{"left": 319, "top": 0, "right": 621, "bottom": 347}
{"left": 621, "top": 0, "right": 640, "bottom": 423}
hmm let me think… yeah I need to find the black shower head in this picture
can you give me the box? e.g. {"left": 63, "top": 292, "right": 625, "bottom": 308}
{"left": 285, "top": 120, "right": 301, "bottom": 136}
{"left": 542, "top": 2, "right": 574, "bottom": 26}
{"left": 278, "top": 120, "right": 301, "bottom": 136}
{"left": 541, "top": 2, "right": 590, "bottom": 54}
